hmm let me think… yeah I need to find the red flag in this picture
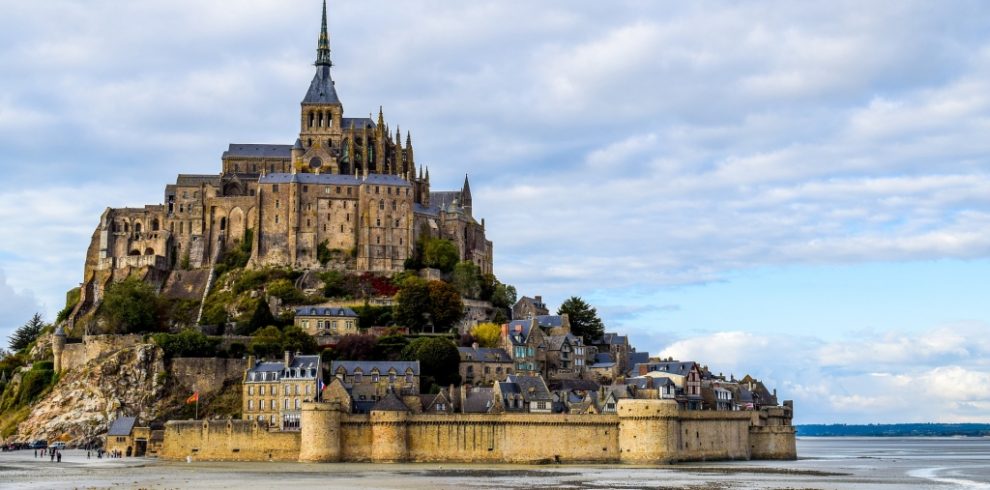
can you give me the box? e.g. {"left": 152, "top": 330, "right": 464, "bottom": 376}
{"left": 186, "top": 392, "right": 199, "bottom": 404}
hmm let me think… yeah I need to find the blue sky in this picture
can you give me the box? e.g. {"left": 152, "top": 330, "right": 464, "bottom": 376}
{"left": 1, "top": 0, "right": 989, "bottom": 423}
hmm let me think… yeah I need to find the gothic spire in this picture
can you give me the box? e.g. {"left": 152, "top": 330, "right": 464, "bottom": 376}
{"left": 315, "top": 0, "right": 332, "bottom": 67}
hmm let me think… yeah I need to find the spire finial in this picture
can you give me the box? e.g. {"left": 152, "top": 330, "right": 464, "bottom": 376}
{"left": 315, "top": 0, "right": 332, "bottom": 67}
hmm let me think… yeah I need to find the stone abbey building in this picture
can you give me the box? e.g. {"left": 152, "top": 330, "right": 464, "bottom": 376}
{"left": 70, "top": 1, "right": 492, "bottom": 325}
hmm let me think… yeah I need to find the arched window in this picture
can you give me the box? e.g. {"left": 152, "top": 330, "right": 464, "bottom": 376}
{"left": 151, "top": 219, "right": 160, "bottom": 231}
{"left": 308, "top": 111, "right": 315, "bottom": 128}
{"left": 134, "top": 222, "right": 142, "bottom": 233}
{"left": 144, "top": 247, "right": 154, "bottom": 256}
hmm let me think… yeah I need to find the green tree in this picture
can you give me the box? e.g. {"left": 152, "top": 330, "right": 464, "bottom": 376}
{"left": 248, "top": 325, "right": 283, "bottom": 359}
{"left": 402, "top": 337, "right": 460, "bottom": 389}
{"left": 557, "top": 296, "right": 605, "bottom": 341}
{"left": 470, "top": 322, "right": 502, "bottom": 348}
{"left": 100, "top": 278, "right": 160, "bottom": 333}
{"left": 393, "top": 277, "right": 431, "bottom": 331}
{"left": 55, "top": 288, "right": 81, "bottom": 324}
{"left": 330, "top": 334, "right": 377, "bottom": 360}
{"left": 8, "top": 313, "right": 46, "bottom": 352}
{"left": 373, "top": 335, "right": 409, "bottom": 361}
{"left": 451, "top": 261, "right": 481, "bottom": 299}
{"left": 316, "top": 240, "right": 333, "bottom": 266}
{"left": 267, "top": 278, "right": 305, "bottom": 304}
{"left": 422, "top": 238, "right": 459, "bottom": 272}
{"left": 281, "top": 325, "right": 319, "bottom": 354}
{"left": 151, "top": 329, "right": 221, "bottom": 358}
{"left": 427, "top": 280, "right": 464, "bottom": 331}
{"left": 244, "top": 299, "right": 276, "bottom": 335}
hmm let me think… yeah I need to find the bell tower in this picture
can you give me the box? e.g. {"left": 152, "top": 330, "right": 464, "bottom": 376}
{"left": 299, "top": 0, "right": 344, "bottom": 174}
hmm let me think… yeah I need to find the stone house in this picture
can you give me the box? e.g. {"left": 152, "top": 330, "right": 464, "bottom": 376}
{"left": 636, "top": 361, "right": 703, "bottom": 410}
{"left": 548, "top": 379, "right": 601, "bottom": 414}
{"left": 587, "top": 352, "right": 618, "bottom": 384}
{"left": 512, "top": 295, "right": 549, "bottom": 320}
{"left": 294, "top": 306, "right": 358, "bottom": 336}
{"left": 105, "top": 417, "right": 152, "bottom": 457}
{"left": 242, "top": 351, "right": 321, "bottom": 429}
{"left": 599, "top": 385, "right": 633, "bottom": 414}
{"left": 494, "top": 375, "right": 553, "bottom": 413}
{"left": 593, "top": 333, "right": 632, "bottom": 375}
{"left": 545, "top": 333, "right": 588, "bottom": 381}
{"left": 420, "top": 389, "right": 455, "bottom": 414}
{"left": 457, "top": 344, "right": 514, "bottom": 386}
{"left": 459, "top": 386, "right": 496, "bottom": 414}
{"left": 330, "top": 360, "right": 420, "bottom": 402}
{"left": 501, "top": 320, "right": 548, "bottom": 375}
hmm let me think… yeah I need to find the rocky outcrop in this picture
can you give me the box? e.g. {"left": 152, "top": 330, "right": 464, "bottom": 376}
{"left": 15, "top": 343, "right": 167, "bottom": 446}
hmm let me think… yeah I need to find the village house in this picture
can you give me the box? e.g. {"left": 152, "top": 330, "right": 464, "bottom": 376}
{"left": 243, "top": 351, "right": 322, "bottom": 429}
{"left": 457, "top": 343, "right": 514, "bottom": 386}
{"left": 635, "top": 360, "right": 704, "bottom": 410}
{"left": 494, "top": 374, "right": 553, "bottom": 413}
{"left": 545, "top": 332, "right": 588, "bottom": 380}
{"left": 501, "top": 320, "right": 548, "bottom": 375}
{"left": 593, "top": 332, "right": 633, "bottom": 374}
{"left": 587, "top": 352, "right": 619, "bottom": 384}
{"left": 330, "top": 360, "right": 420, "bottom": 403}
{"left": 294, "top": 306, "right": 359, "bottom": 336}
{"left": 104, "top": 417, "right": 161, "bottom": 457}
{"left": 511, "top": 295, "right": 549, "bottom": 320}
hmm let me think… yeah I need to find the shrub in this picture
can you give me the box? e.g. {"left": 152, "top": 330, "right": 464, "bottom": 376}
{"left": 151, "top": 330, "right": 221, "bottom": 358}
{"left": 99, "top": 278, "right": 160, "bottom": 333}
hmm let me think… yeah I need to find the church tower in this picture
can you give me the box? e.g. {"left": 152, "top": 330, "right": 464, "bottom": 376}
{"left": 298, "top": 0, "right": 344, "bottom": 174}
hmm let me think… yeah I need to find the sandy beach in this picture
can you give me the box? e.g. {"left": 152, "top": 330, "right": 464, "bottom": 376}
{"left": 2, "top": 438, "right": 987, "bottom": 489}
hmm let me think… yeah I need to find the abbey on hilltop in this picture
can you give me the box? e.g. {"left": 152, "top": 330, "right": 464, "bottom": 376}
{"left": 67, "top": 1, "right": 491, "bottom": 329}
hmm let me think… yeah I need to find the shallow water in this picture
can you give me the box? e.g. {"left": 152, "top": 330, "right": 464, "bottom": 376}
{"left": 1, "top": 437, "right": 988, "bottom": 489}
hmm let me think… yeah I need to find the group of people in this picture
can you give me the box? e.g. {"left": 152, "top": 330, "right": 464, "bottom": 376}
{"left": 33, "top": 447, "right": 62, "bottom": 462}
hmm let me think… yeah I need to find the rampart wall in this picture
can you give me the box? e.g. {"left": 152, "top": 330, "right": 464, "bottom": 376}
{"left": 170, "top": 357, "right": 246, "bottom": 396}
{"left": 161, "top": 400, "right": 796, "bottom": 464}
{"left": 60, "top": 334, "right": 145, "bottom": 372}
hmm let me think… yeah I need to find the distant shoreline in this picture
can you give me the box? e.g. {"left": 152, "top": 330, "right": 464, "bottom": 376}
{"left": 795, "top": 423, "right": 990, "bottom": 438}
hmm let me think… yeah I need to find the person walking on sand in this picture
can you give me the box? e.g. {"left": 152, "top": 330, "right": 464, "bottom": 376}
{"left": 49, "top": 450, "right": 54, "bottom": 462}
{"left": 34, "top": 448, "right": 37, "bottom": 458}
{"left": 56, "top": 451, "right": 61, "bottom": 463}
{"left": 87, "top": 450, "right": 90, "bottom": 459}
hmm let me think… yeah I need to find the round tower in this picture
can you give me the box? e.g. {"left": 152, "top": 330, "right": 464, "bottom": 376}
{"left": 617, "top": 399, "right": 679, "bottom": 464}
{"left": 370, "top": 410, "right": 409, "bottom": 462}
{"left": 52, "top": 326, "right": 66, "bottom": 373}
{"left": 299, "top": 401, "right": 341, "bottom": 462}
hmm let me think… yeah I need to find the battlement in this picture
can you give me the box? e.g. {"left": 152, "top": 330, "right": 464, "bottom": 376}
{"left": 160, "top": 400, "right": 796, "bottom": 464}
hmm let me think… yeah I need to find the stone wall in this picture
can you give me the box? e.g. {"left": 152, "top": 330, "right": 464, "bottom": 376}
{"left": 170, "top": 358, "right": 247, "bottom": 396}
{"left": 59, "top": 334, "right": 145, "bottom": 372}
{"left": 161, "top": 420, "right": 300, "bottom": 461}
{"left": 160, "top": 400, "right": 796, "bottom": 464}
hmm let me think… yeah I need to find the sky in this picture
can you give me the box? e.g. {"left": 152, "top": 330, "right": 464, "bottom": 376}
{"left": 1, "top": 0, "right": 989, "bottom": 424}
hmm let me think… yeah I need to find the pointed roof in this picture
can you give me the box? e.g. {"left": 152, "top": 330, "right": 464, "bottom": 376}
{"left": 315, "top": 0, "right": 332, "bottom": 67}
{"left": 461, "top": 174, "right": 472, "bottom": 201}
{"left": 303, "top": 1, "right": 340, "bottom": 105}
{"left": 371, "top": 390, "right": 410, "bottom": 412}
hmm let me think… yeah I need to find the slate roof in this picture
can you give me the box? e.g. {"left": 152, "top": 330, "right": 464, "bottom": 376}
{"left": 295, "top": 306, "right": 358, "bottom": 317}
{"left": 331, "top": 360, "right": 420, "bottom": 375}
{"left": 342, "top": 117, "right": 375, "bottom": 129}
{"left": 462, "top": 387, "right": 494, "bottom": 413}
{"left": 175, "top": 174, "right": 221, "bottom": 186}
{"left": 638, "top": 361, "right": 698, "bottom": 377}
{"left": 591, "top": 352, "right": 616, "bottom": 368}
{"left": 430, "top": 191, "right": 462, "bottom": 211}
{"left": 258, "top": 172, "right": 410, "bottom": 187}
{"left": 546, "top": 333, "right": 581, "bottom": 351}
{"left": 457, "top": 347, "right": 511, "bottom": 363}
{"left": 504, "top": 375, "right": 552, "bottom": 402}
{"left": 548, "top": 379, "right": 600, "bottom": 392}
{"left": 628, "top": 352, "right": 650, "bottom": 366}
{"left": 532, "top": 315, "right": 565, "bottom": 328}
{"left": 222, "top": 144, "right": 293, "bottom": 159}
{"left": 303, "top": 65, "right": 341, "bottom": 104}
{"left": 107, "top": 417, "right": 137, "bottom": 436}
{"left": 371, "top": 391, "right": 410, "bottom": 412}
{"left": 353, "top": 400, "right": 376, "bottom": 413}
{"left": 247, "top": 354, "right": 319, "bottom": 374}
{"left": 599, "top": 332, "right": 629, "bottom": 346}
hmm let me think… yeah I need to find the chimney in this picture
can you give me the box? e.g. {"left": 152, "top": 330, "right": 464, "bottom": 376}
{"left": 500, "top": 323, "right": 508, "bottom": 339}
{"left": 284, "top": 351, "right": 291, "bottom": 369}
{"left": 247, "top": 355, "right": 255, "bottom": 370}
{"left": 534, "top": 295, "right": 542, "bottom": 304}
{"left": 638, "top": 365, "right": 648, "bottom": 376}
{"left": 460, "top": 384, "right": 467, "bottom": 414}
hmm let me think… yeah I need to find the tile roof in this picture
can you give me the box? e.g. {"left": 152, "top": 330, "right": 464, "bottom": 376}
{"left": 548, "top": 378, "right": 600, "bottom": 392}
{"left": 331, "top": 360, "right": 420, "bottom": 376}
{"left": 628, "top": 352, "right": 650, "bottom": 366}
{"left": 222, "top": 144, "right": 293, "bottom": 159}
{"left": 295, "top": 306, "right": 358, "bottom": 317}
{"left": 341, "top": 117, "right": 375, "bottom": 129}
{"left": 107, "top": 417, "right": 137, "bottom": 436}
{"left": 504, "top": 375, "right": 552, "bottom": 402}
{"left": 546, "top": 333, "right": 581, "bottom": 351}
{"left": 175, "top": 174, "right": 221, "bottom": 186}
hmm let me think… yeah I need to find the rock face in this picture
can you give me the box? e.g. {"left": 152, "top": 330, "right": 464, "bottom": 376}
{"left": 16, "top": 343, "right": 167, "bottom": 446}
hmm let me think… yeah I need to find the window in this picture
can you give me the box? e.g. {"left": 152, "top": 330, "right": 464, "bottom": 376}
{"left": 260, "top": 386, "right": 265, "bottom": 396}
{"left": 248, "top": 400, "right": 254, "bottom": 410}
{"left": 271, "top": 399, "right": 277, "bottom": 410}
{"left": 284, "top": 399, "right": 289, "bottom": 409}
{"left": 249, "top": 386, "right": 254, "bottom": 396}
{"left": 295, "top": 399, "right": 300, "bottom": 409}
{"left": 275, "top": 200, "right": 280, "bottom": 209}
{"left": 284, "top": 385, "right": 290, "bottom": 395}
{"left": 405, "top": 373, "right": 413, "bottom": 383}
{"left": 371, "top": 373, "right": 379, "bottom": 383}
{"left": 379, "top": 200, "right": 384, "bottom": 210}
{"left": 389, "top": 372, "right": 396, "bottom": 383}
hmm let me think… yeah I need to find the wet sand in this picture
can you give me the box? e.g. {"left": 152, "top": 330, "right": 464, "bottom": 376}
{"left": 2, "top": 438, "right": 987, "bottom": 489}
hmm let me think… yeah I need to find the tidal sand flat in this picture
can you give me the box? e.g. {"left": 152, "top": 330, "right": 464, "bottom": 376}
{"left": 2, "top": 438, "right": 988, "bottom": 489}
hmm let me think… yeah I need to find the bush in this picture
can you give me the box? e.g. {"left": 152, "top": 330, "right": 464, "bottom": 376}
{"left": 55, "top": 288, "right": 81, "bottom": 324}
{"left": 99, "top": 278, "right": 160, "bottom": 333}
{"left": 151, "top": 330, "right": 221, "bottom": 358}
{"left": 423, "top": 238, "right": 459, "bottom": 273}
{"left": 228, "top": 342, "right": 247, "bottom": 359}
{"left": 267, "top": 278, "right": 305, "bottom": 304}
{"left": 470, "top": 323, "right": 502, "bottom": 348}
{"left": 401, "top": 337, "right": 460, "bottom": 390}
